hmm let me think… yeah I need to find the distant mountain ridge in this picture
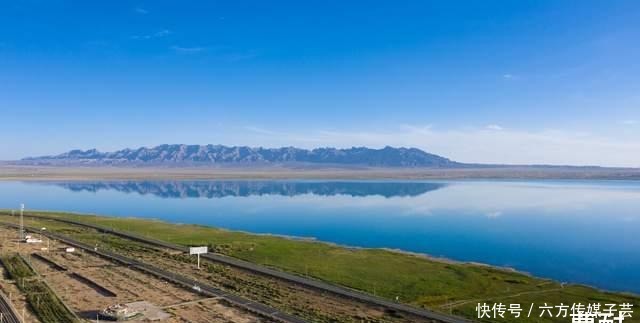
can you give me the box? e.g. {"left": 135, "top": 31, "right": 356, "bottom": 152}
{"left": 22, "top": 144, "right": 460, "bottom": 168}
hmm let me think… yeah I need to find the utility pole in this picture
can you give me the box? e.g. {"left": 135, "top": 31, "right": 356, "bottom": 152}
{"left": 20, "top": 203, "right": 24, "bottom": 240}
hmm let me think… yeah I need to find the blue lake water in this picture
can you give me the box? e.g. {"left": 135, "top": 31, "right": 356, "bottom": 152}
{"left": 0, "top": 180, "right": 638, "bottom": 293}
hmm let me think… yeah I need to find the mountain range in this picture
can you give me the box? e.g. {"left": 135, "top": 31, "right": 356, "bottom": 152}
{"left": 21, "top": 144, "right": 461, "bottom": 168}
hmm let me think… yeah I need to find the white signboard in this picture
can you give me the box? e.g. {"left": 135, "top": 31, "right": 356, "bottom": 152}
{"left": 190, "top": 246, "right": 208, "bottom": 255}
{"left": 189, "top": 246, "right": 208, "bottom": 269}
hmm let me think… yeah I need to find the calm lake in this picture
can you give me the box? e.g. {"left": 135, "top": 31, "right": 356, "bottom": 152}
{"left": 0, "top": 180, "right": 638, "bottom": 293}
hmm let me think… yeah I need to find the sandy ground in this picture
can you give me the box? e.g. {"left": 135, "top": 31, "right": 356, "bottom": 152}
{"left": 164, "top": 298, "right": 262, "bottom": 323}
{"left": 1, "top": 164, "right": 640, "bottom": 180}
{"left": 0, "top": 226, "right": 265, "bottom": 322}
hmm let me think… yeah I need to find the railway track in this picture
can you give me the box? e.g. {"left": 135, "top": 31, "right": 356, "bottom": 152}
{"left": 0, "top": 289, "right": 21, "bottom": 323}
{"left": 18, "top": 213, "right": 471, "bottom": 323}
{"left": 1, "top": 222, "right": 306, "bottom": 323}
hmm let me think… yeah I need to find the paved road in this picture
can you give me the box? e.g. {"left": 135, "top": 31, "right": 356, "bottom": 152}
{"left": 22, "top": 214, "right": 471, "bottom": 323}
{"left": 3, "top": 222, "right": 306, "bottom": 323}
{"left": 0, "top": 289, "right": 21, "bottom": 323}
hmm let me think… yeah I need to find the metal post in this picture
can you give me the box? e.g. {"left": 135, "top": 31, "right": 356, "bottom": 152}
{"left": 197, "top": 254, "right": 200, "bottom": 269}
{"left": 20, "top": 204, "right": 24, "bottom": 240}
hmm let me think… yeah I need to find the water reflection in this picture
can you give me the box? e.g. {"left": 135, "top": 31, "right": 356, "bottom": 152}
{"left": 44, "top": 181, "right": 446, "bottom": 199}
{"left": 4, "top": 180, "right": 639, "bottom": 293}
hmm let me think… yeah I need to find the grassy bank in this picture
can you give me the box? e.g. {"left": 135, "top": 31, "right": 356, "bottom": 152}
{"left": 1, "top": 210, "right": 638, "bottom": 322}
{"left": 1, "top": 254, "right": 36, "bottom": 280}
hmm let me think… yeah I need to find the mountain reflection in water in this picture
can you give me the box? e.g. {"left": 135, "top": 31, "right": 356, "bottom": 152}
{"left": 46, "top": 181, "right": 446, "bottom": 199}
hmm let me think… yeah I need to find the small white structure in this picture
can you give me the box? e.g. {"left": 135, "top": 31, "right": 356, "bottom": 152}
{"left": 24, "top": 235, "right": 32, "bottom": 239}
{"left": 25, "top": 238, "right": 42, "bottom": 243}
{"left": 65, "top": 247, "right": 75, "bottom": 253}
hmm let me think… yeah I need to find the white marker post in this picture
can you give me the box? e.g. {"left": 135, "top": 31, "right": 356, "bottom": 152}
{"left": 189, "top": 246, "right": 208, "bottom": 269}
{"left": 20, "top": 204, "right": 25, "bottom": 240}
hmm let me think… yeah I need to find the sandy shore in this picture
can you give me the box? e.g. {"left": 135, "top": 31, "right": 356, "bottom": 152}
{"left": 1, "top": 164, "right": 640, "bottom": 180}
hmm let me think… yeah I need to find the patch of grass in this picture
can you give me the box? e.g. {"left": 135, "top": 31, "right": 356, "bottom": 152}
{"left": 23, "top": 280, "right": 78, "bottom": 323}
{"left": 1, "top": 254, "right": 36, "bottom": 279}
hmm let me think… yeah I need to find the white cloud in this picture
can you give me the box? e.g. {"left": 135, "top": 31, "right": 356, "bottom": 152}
{"left": 502, "top": 73, "right": 521, "bottom": 80}
{"left": 132, "top": 30, "right": 171, "bottom": 40}
{"left": 485, "top": 211, "right": 502, "bottom": 219}
{"left": 621, "top": 119, "right": 637, "bottom": 125}
{"left": 171, "top": 46, "right": 205, "bottom": 53}
{"left": 134, "top": 7, "right": 148, "bottom": 14}
{"left": 243, "top": 126, "right": 280, "bottom": 136}
{"left": 238, "top": 125, "right": 640, "bottom": 167}
{"left": 486, "top": 124, "right": 503, "bottom": 131}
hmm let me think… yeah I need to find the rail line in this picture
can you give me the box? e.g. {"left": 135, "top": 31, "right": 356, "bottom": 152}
{"left": 0, "top": 288, "right": 22, "bottom": 323}
{"left": 1, "top": 222, "right": 306, "bottom": 323}
{"left": 18, "top": 213, "right": 471, "bottom": 323}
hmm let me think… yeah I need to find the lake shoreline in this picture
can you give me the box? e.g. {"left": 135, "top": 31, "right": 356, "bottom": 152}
{"left": 1, "top": 179, "right": 639, "bottom": 296}
{"left": 2, "top": 164, "right": 640, "bottom": 180}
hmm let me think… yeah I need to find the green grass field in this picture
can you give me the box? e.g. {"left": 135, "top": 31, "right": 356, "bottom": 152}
{"left": 0, "top": 254, "right": 36, "bottom": 279}
{"left": 1, "top": 210, "right": 638, "bottom": 323}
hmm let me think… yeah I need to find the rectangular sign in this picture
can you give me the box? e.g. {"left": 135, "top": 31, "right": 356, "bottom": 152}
{"left": 189, "top": 246, "right": 208, "bottom": 255}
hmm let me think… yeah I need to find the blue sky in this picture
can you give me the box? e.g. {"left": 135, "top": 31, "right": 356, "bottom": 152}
{"left": 1, "top": 1, "right": 639, "bottom": 166}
